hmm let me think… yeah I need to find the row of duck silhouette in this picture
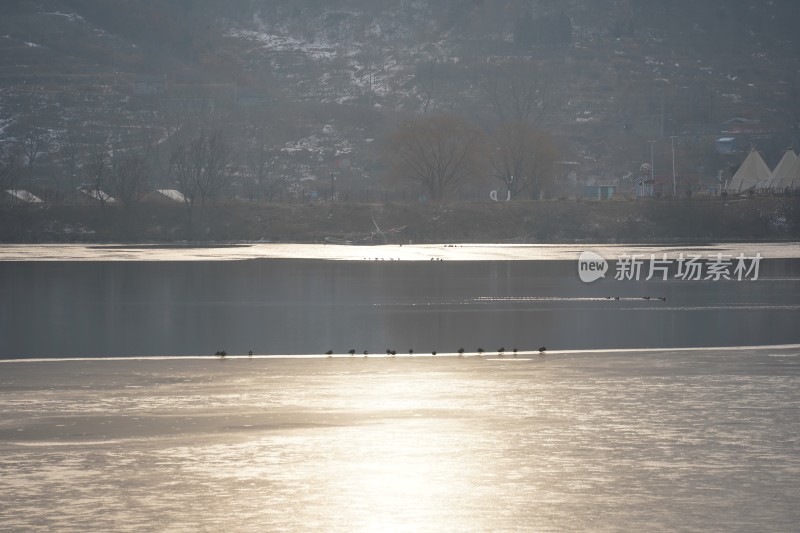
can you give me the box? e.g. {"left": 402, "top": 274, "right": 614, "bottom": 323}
{"left": 216, "top": 350, "right": 253, "bottom": 358}
{"left": 361, "top": 257, "right": 444, "bottom": 261}
{"left": 606, "top": 296, "right": 667, "bottom": 301}
{"left": 324, "top": 346, "right": 547, "bottom": 357}
{"left": 215, "top": 347, "right": 547, "bottom": 359}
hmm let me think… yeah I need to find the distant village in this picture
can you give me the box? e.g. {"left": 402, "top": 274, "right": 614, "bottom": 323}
{"left": 2, "top": 67, "right": 799, "bottom": 208}
{"left": 2, "top": 2, "right": 800, "bottom": 210}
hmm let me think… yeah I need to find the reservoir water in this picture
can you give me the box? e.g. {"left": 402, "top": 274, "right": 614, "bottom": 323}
{"left": 1, "top": 243, "right": 799, "bottom": 531}
{"left": 1, "top": 243, "right": 799, "bottom": 357}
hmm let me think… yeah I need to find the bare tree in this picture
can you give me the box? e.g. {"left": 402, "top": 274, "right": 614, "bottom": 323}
{"left": 138, "top": 124, "right": 167, "bottom": 188}
{"left": 245, "top": 140, "right": 283, "bottom": 202}
{"left": 110, "top": 152, "right": 149, "bottom": 209}
{"left": 170, "top": 129, "right": 232, "bottom": 212}
{"left": 84, "top": 143, "right": 112, "bottom": 208}
{"left": 490, "top": 122, "right": 559, "bottom": 200}
{"left": 483, "top": 65, "right": 554, "bottom": 125}
{"left": 21, "top": 129, "right": 48, "bottom": 170}
{"left": 62, "top": 129, "right": 83, "bottom": 196}
{"left": 0, "top": 148, "right": 23, "bottom": 191}
{"left": 386, "top": 114, "right": 486, "bottom": 202}
{"left": 415, "top": 60, "right": 445, "bottom": 114}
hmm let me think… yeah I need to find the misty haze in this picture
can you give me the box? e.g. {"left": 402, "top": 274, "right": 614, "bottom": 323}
{"left": 1, "top": 2, "right": 799, "bottom": 532}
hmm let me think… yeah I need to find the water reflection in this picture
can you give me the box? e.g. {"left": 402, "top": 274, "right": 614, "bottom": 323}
{"left": 1, "top": 242, "right": 800, "bottom": 262}
{"left": 1, "top": 351, "right": 799, "bottom": 531}
{"left": 1, "top": 258, "right": 799, "bottom": 357}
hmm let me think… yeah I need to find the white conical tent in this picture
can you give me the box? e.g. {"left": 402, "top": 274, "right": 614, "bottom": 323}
{"left": 726, "top": 150, "right": 772, "bottom": 193}
{"left": 769, "top": 149, "right": 797, "bottom": 190}
{"left": 776, "top": 154, "right": 800, "bottom": 192}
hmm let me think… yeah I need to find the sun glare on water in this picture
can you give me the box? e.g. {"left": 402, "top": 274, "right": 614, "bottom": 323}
{"left": 288, "top": 367, "right": 490, "bottom": 532}
{"left": 150, "top": 361, "right": 503, "bottom": 532}
{"left": 3, "top": 350, "right": 799, "bottom": 531}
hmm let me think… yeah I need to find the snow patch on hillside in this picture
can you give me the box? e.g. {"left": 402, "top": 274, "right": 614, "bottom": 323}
{"left": 281, "top": 133, "right": 353, "bottom": 160}
{"left": 0, "top": 114, "right": 14, "bottom": 137}
{"left": 38, "top": 11, "right": 86, "bottom": 23}
{"left": 227, "top": 28, "right": 337, "bottom": 61}
{"left": 37, "top": 10, "right": 113, "bottom": 40}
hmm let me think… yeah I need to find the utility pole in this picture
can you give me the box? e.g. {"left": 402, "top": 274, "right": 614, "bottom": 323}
{"left": 330, "top": 171, "right": 335, "bottom": 201}
{"left": 671, "top": 136, "right": 677, "bottom": 197}
{"left": 648, "top": 140, "right": 656, "bottom": 183}
{"left": 368, "top": 61, "right": 373, "bottom": 108}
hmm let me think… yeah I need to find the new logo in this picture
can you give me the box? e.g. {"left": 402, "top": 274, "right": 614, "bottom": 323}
{"left": 578, "top": 251, "right": 608, "bottom": 283}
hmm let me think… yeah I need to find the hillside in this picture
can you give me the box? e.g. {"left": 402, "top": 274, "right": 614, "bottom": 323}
{"left": 1, "top": 0, "right": 800, "bottom": 206}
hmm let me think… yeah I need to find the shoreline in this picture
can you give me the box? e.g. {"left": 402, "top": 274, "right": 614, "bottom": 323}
{"left": 1, "top": 241, "right": 799, "bottom": 262}
{"left": 3, "top": 343, "right": 799, "bottom": 363}
{"left": 2, "top": 198, "right": 798, "bottom": 244}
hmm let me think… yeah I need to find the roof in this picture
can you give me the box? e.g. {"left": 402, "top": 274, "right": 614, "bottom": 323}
{"left": 723, "top": 117, "right": 758, "bottom": 125}
{"left": 4, "top": 189, "right": 43, "bottom": 203}
{"left": 156, "top": 189, "right": 186, "bottom": 202}
{"left": 78, "top": 188, "right": 115, "bottom": 203}
{"left": 775, "top": 155, "right": 800, "bottom": 191}
{"left": 726, "top": 150, "right": 772, "bottom": 193}
{"left": 769, "top": 149, "right": 797, "bottom": 190}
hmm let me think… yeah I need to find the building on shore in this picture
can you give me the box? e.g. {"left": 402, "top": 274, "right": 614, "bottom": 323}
{"left": 768, "top": 149, "right": 798, "bottom": 193}
{"left": 2, "top": 189, "right": 44, "bottom": 205}
{"left": 725, "top": 150, "right": 772, "bottom": 194}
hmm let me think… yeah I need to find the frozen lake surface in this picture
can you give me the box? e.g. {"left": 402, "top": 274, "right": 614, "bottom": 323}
{"left": 1, "top": 243, "right": 798, "bottom": 530}
{"left": 2, "top": 243, "right": 799, "bottom": 357}
{"left": 1, "top": 242, "right": 800, "bottom": 262}
{"left": 1, "top": 347, "right": 799, "bottom": 532}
